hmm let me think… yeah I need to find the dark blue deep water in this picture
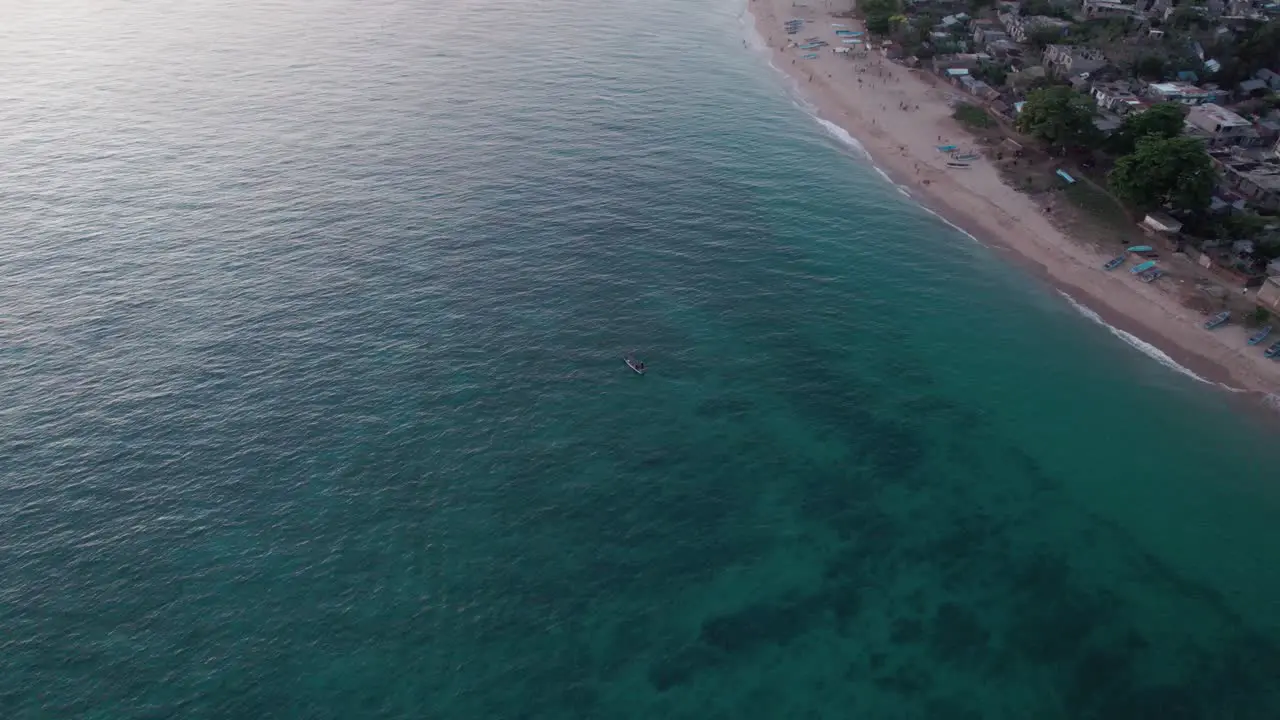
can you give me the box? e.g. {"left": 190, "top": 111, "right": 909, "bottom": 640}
{"left": 4, "top": 0, "right": 1280, "bottom": 717}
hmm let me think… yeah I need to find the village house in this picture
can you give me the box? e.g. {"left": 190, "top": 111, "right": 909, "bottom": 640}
{"left": 1185, "top": 103, "right": 1257, "bottom": 147}
{"left": 973, "top": 25, "right": 1009, "bottom": 45}
{"left": 1141, "top": 212, "right": 1183, "bottom": 236}
{"left": 1042, "top": 44, "right": 1106, "bottom": 77}
{"left": 932, "top": 53, "right": 991, "bottom": 72}
{"left": 985, "top": 38, "right": 1023, "bottom": 58}
{"left": 1092, "top": 81, "right": 1147, "bottom": 113}
{"left": 1146, "top": 81, "right": 1221, "bottom": 105}
{"left": 1257, "top": 276, "right": 1280, "bottom": 313}
{"left": 1238, "top": 78, "right": 1270, "bottom": 98}
{"left": 1226, "top": 0, "right": 1255, "bottom": 16}
{"left": 1257, "top": 69, "right": 1280, "bottom": 92}
{"left": 1256, "top": 118, "right": 1280, "bottom": 147}
{"left": 1208, "top": 148, "right": 1280, "bottom": 211}
{"left": 1007, "top": 65, "right": 1047, "bottom": 89}
{"left": 1136, "top": 0, "right": 1174, "bottom": 17}
{"left": 998, "top": 12, "right": 1070, "bottom": 43}
{"left": 1081, "top": 0, "right": 1135, "bottom": 18}
{"left": 959, "top": 75, "right": 1001, "bottom": 100}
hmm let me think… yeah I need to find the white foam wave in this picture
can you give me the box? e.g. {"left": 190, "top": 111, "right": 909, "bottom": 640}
{"left": 918, "top": 205, "right": 984, "bottom": 246}
{"left": 1056, "top": 291, "right": 1225, "bottom": 386}
{"left": 811, "top": 115, "right": 871, "bottom": 160}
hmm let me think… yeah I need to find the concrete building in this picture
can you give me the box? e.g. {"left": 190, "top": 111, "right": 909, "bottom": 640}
{"left": 1185, "top": 103, "right": 1256, "bottom": 147}
{"left": 1092, "top": 82, "right": 1147, "bottom": 113}
{"left": 1081, "top": 0, "right": 1135, "bottom": 18}
{"left": 1256, "top": 276, "right": 1280, "bottom": 312}
{"left": 1042, "top": 44, "right": 1107, "bottom": 77}
{"left": 1257, "top": 69, "right": 1280, "bottom": 92}
{"left": 1142, "top": 212, "right": 1183, "bottom": 234}
{"left": 973, "top": 26, "right": 1009, "bottom": 44}
{"left": 1209, "top": 148, "right": 1280, "bottom": 211}
{"left": 1147, "top": 81, "right": 1221, "bottom": 105}
{"left": 998, "top": 12, "right": 1070, "bottom": 43}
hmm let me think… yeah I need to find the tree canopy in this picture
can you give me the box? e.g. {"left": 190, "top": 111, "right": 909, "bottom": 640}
{"left": 1015, "top": 86, "right": 1099, "bottom": 150}
{"left": 1210, "top": 21, "right": 1280, "bottom": 86}
{"left": 1133, "top": 55, "right": 1166, "bottom": 81}
{"left": 1019, "top": 0, "right": 1072, "bottom": 19}
{"left": 1108, "top": 135, "right": 1215, "bottom": 212}
{"left": 861, "top": 0, "right": 900, "bottom": 36}
{"left": 1027, "top": 25, "right": 1067, "bottom": 49}
{"left": 1108, "top": 103, "right": 1186, "bottom": 155}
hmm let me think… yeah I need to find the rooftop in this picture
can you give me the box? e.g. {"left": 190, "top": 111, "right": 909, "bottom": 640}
{"left": 1150, "top": 81, "right": 1214, "bottom": 95}
{"left": 1194, "top": 103, "right": 1252, "bottom": 128}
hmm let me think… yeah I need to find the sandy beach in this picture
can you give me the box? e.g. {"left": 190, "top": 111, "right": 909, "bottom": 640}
{"left": 747, "top": 0, "right": 1280, "bottom": 398}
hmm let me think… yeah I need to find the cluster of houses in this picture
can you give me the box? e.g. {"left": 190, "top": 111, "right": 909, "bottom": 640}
{"left": 883, "top": 0, "right": 1280, "bottom": 285}
{"left": 892, "top": 0, "right": 1280, "bottom": 214}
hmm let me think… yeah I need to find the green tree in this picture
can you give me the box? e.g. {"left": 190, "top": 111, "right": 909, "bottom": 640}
{"left": 861, "top": 0, "right": 900, "bottom": 36}
{"left": 1019, "top": 0, "right": 1072, "bottom": 18}
{"left": 1015, "top": 86, "right": 1100, "bottom": 150}
{"left": 1133, "top": 55, "right": 1166, "bottom": 81}
{"left": 1109, "top": 103, "right": 1186, "bottom": 155}
{"left": 973, "top": 61, "right": 1008, "bottom": 87}
{"left": 1108, "top": 135, "right": 1215, "bottom": 212}
{"left": 1027, "top": 25, "right": 1066, "bottom": 49}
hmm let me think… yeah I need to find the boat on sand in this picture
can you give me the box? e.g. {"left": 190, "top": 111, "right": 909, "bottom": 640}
{"left": 1248, "top": 325, "right": 1273, "bottom": 345}
{"left": 1204, "top": 311, "right": 1230, "bottom": 330}
{"left": 1104, "top": 256, "right": 1125, "bottom": 270}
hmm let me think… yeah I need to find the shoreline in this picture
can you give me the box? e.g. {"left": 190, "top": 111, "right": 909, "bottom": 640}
{"left": 743, "top": 0, "right": 1280, "bottom": 404}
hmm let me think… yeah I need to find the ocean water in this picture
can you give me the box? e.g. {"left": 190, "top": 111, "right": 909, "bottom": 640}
{"left": 3, "top": 0, "right": 1280, "bottom": 718}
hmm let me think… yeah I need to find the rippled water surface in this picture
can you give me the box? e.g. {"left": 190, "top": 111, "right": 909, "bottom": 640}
{"left": 4, "top": 0, "right": 1280, "bottom": 717}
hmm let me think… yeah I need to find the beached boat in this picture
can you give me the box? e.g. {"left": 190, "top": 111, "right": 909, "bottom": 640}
{"left": 1129, "top": 260, "right": 1156, "bottom": 274}
{"left": 946, "top": 162, "right": 971, "bottom": 168}
{"left": 1140, "top": 268, "right": 1163, "bottom": 283}
{"left": 1103, "top": 256, "right": 1125, "bottom": 270}
{"left": 1266, "top": 341, "right": 1280, "bottom": 358}
{"left": 1204, "top": 311, "right": 1230, "bottom": 329}
{"left": 1126, "top": 245, "right": 1153, "bottom": 253}
{"left": 1248, "top": 325, "right": 1273, "bottom": 345}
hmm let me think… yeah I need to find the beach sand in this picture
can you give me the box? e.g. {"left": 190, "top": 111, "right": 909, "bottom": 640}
{"left": 747, "top": 0, "right": 1280, "bottom": 397}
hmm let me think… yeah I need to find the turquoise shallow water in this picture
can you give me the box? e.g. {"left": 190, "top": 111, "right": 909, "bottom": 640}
{"left": 3, "top": 0, "right": 1280, "bottom": 717}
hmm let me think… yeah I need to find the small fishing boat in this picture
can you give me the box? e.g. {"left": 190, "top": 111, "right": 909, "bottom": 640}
{"left": 624, "top": 355, "right": 646, "bottom": 375}
{"left": 1248, "top": 325, "right": 1273, "bottom": 345}
{"left": 1126, "top": 245, "right": 1153, "bottom": 253}
{"left": 946, "top": 162, "right": 971, "bottom": 168}
{"left": 1204, "top": 311, "right": 1230, "bottom": 329}
{"left": 1103, "top": 256, "right": 1125, "bottom": 270}
{"left": 936, "top": 144, "right": 958, "bottom": 152}
{"left": 1129, "top": 260, "right": 1156, "bottom": 275}
{"left": 1140, "top": 268, "right": 1164, "bottom": 283}
{"left": 1266, "top": 341, "right": 1280, "bottom": 358}
{"left": 801, "top": 53, "right": 819, "bottom": 59}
